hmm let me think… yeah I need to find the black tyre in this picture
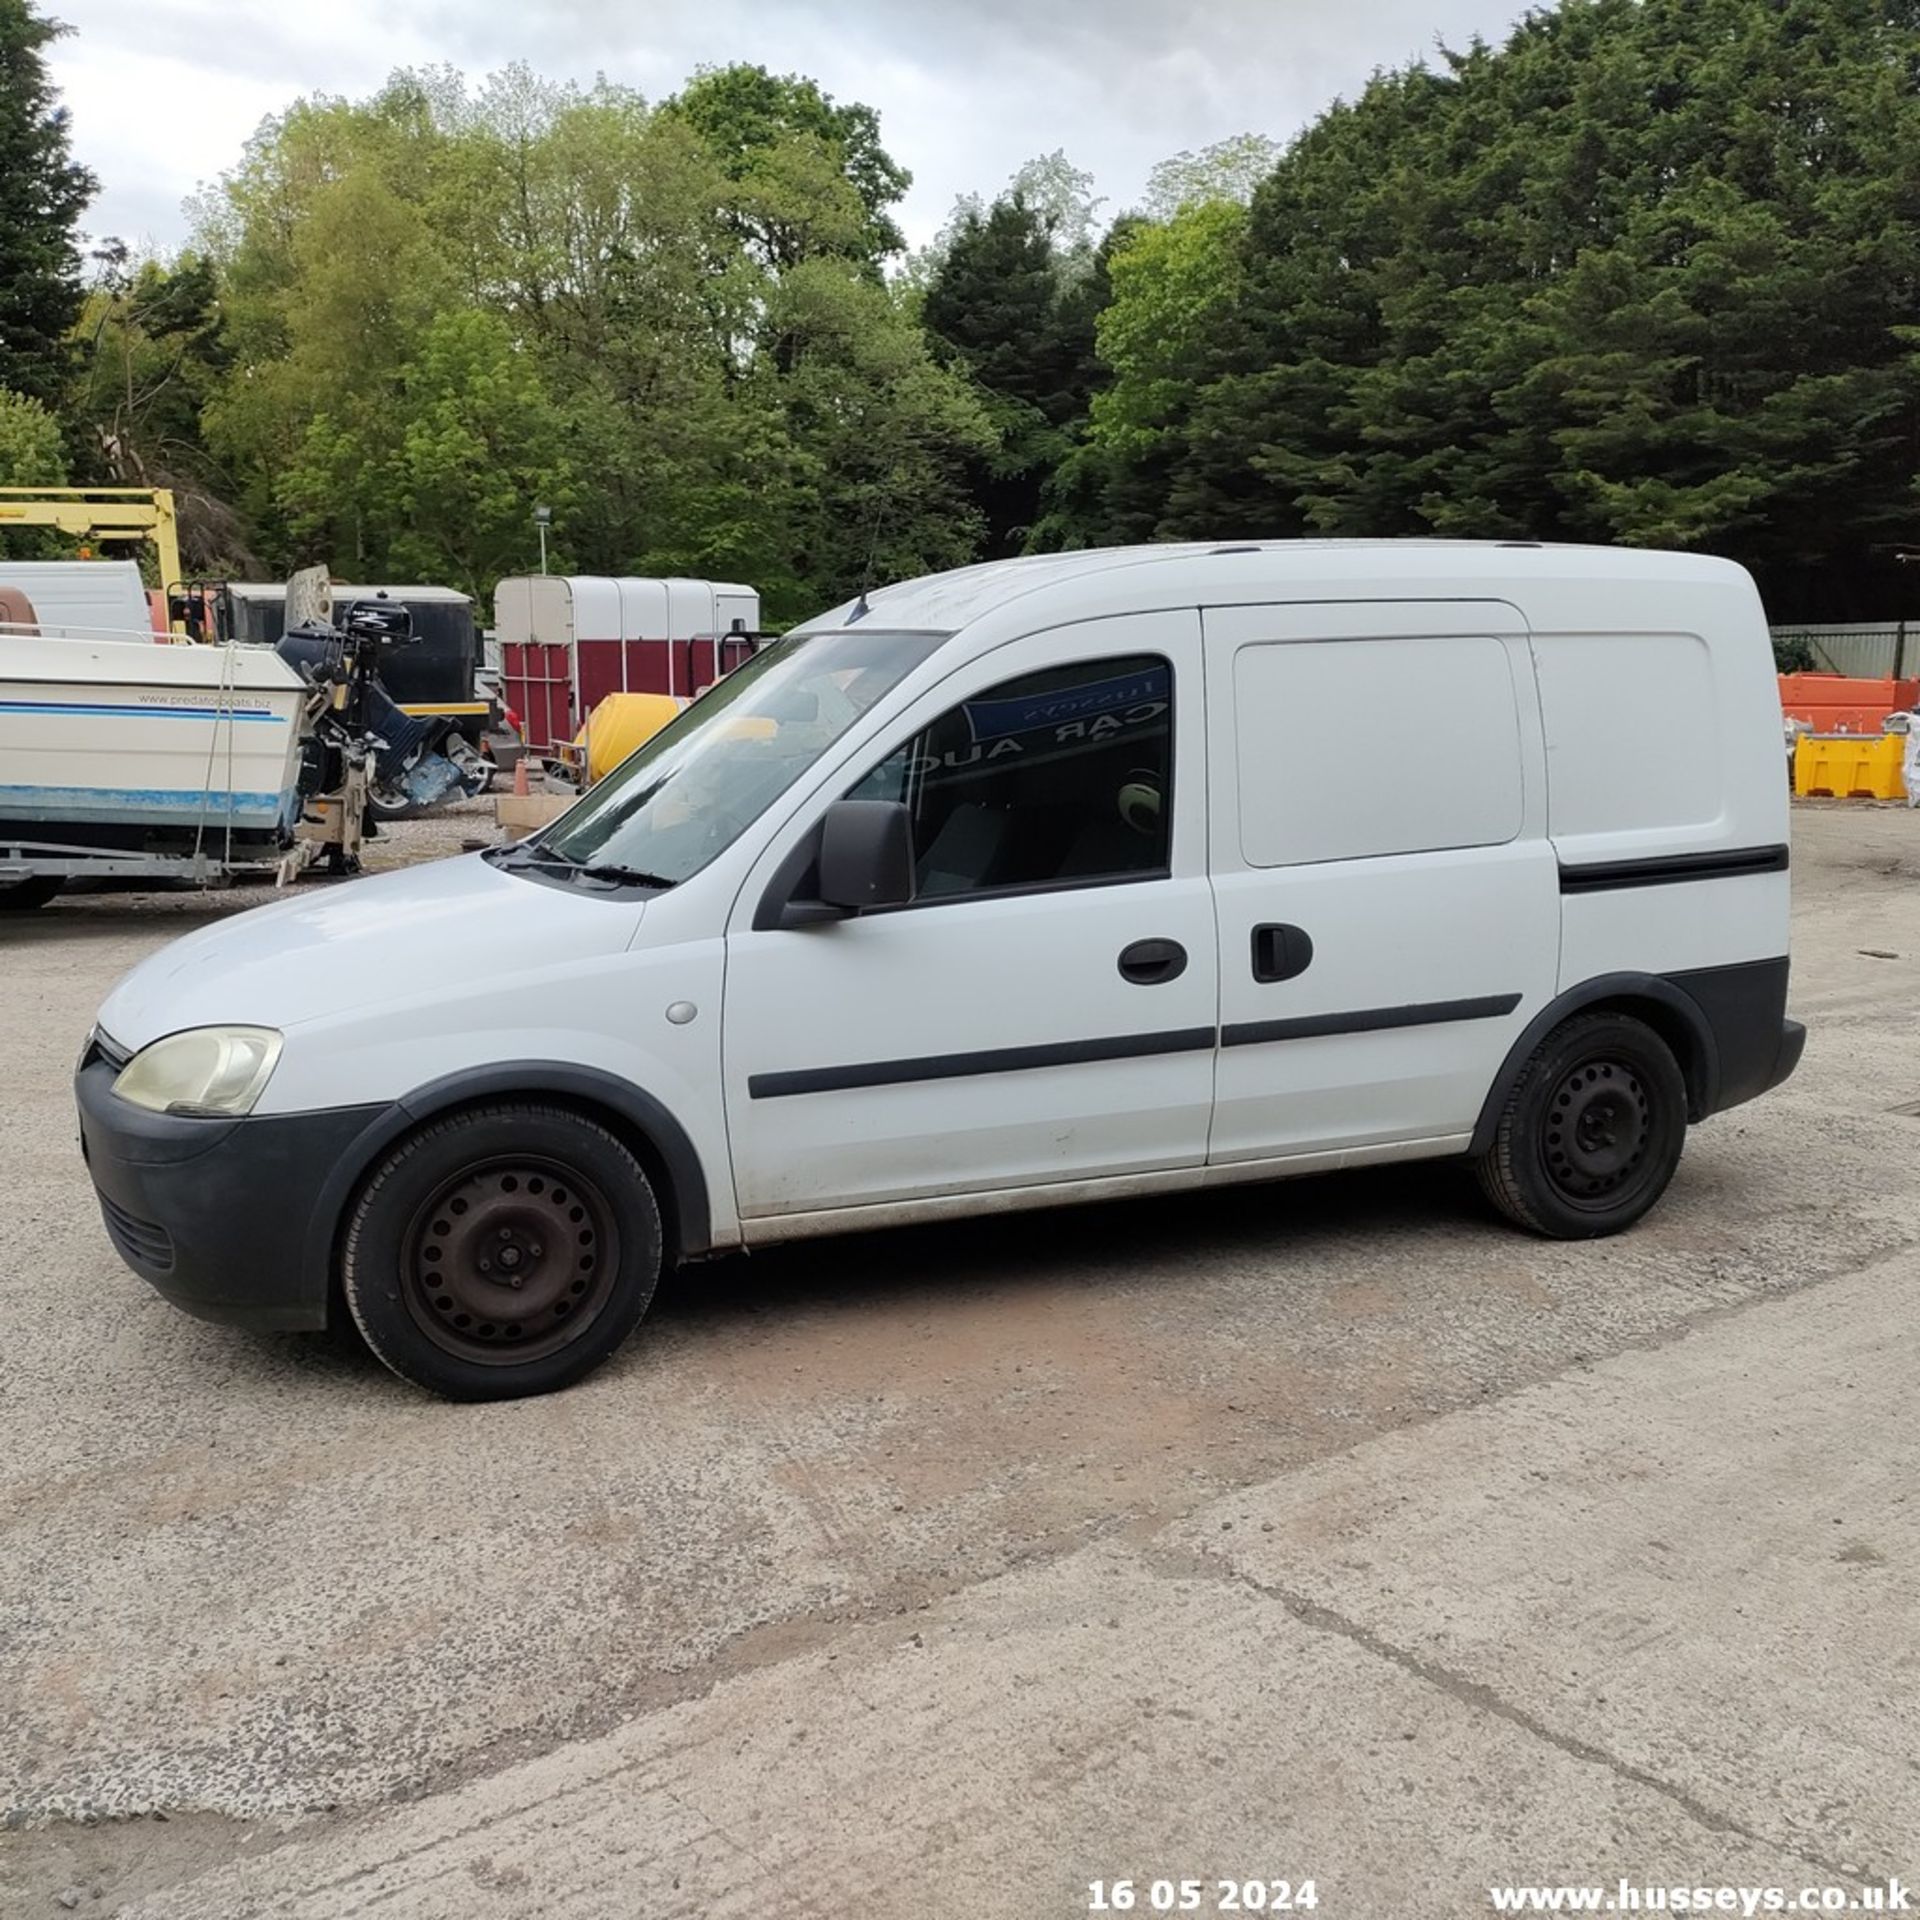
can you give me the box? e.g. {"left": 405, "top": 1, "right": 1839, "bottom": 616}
{"left": 1474, "top": 1011, "right": 1687, "bottom": 1239}
{"left": 341, "top": 1103, "right": 662, "bottom": 1400}
{"left": 0, "top": 876, "right": 62, "bottom": 911}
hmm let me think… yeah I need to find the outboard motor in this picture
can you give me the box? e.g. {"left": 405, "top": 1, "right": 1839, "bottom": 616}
{"left": 277, "top": 597, "right": 471, "bottom": 814}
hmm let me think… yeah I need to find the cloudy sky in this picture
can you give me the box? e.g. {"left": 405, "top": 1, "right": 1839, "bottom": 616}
{"left": 47, "top": 0, "right": 1533, "bottom": 256}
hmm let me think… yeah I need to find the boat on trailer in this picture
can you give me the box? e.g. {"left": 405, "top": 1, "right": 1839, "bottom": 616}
{"left": 0, "top": 625, "right": 309, "bottom": 894}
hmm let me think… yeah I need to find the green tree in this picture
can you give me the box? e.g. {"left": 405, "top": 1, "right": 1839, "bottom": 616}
{"left": 1090, "top": 201, "right": 1249, "bottom": 461}
{"left": 279, "top": 309, "right": 576, "bottom": 596}
{"left": 1143, "top": 134, "right": 1280, "bottom": 219}
{"left": 192, "top": 59, "right": 985, "bottom": 612}
{"left": 70, "top": 250, "right": 254, "bottom": 572}
{"left": 0, "top": 0, "right": 94, "bottom": 410}
{"left": 665, "top": 63, "right": 910, "bottom": 271}
{"left": 1062, "top": 0, "right": 1920, "bottom": 620}
{"left": 1004, "top": 150, "right": 1105, "bottom": 274}
{"left": 760, "top": 260, "right": 995, "bottom": 615}
{"left": 0, "top": 384, "right": 68, "bottom": 557}
{"left": 922, "top": 189, "right": 1108, "bottom": 556}
{"left": 0, "top": 383, "right": 65, "bottom": 482}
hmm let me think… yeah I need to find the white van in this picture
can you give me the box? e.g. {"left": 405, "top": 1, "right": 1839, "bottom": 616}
{"left": 77, "top": 542, "right": 1803, "bottom": 1399}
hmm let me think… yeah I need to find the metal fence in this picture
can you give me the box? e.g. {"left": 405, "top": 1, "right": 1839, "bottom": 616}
{"left": 1768, "top": 622, "right": 1918, "bottom": 679}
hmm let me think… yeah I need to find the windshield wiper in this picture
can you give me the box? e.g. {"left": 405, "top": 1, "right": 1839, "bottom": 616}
{"left": 487, "top": 842, "right": 675, "bottom": 889}
{"left": 576, "top": 862, "right": 677, "bottom": 890}
{"left": 487, "top": 842, "right": 579, "bottom": 873}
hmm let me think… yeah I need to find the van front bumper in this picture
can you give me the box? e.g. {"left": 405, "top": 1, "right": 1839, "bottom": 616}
{"left": 75, "top": 1053, "right": 386, "bottom": 1332}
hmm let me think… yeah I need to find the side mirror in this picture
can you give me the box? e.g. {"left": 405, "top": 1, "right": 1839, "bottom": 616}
{"left": 816, "top": 799, "right": 915, "bottom": 913}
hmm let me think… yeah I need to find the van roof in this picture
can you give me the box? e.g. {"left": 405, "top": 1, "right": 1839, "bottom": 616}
{"left": 790, "top": 539, "right": 1752, "bottom": 638}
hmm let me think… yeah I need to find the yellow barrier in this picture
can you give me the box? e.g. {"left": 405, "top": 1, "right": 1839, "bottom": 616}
{"left": 1793, "top": 731, "right": 1907, "bottom": 800}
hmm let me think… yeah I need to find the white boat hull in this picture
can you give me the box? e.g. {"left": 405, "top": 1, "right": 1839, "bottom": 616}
{"left": 0, "top": 635, "right": 307, "bottom": 852}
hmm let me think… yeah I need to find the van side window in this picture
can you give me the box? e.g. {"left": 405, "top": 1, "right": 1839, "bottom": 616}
{"left": 848, "top": 654, "right": 1173, "bottom": 899}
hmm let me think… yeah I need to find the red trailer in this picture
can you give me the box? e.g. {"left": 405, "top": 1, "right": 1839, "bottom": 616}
{"left": 495, "top": 575, "right": 762, "bottom": 753}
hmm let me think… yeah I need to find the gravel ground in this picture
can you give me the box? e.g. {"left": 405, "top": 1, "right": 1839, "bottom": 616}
{"left": 1, "top": 798, "right": 1916, "bottom": 1915}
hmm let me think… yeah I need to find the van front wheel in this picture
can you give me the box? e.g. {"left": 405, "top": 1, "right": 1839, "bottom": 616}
{"left": 341, "top": 1103, "right": 662, "bottom": 1400}
{"left": 1474, "top": 1012, "right": 1687, "bottom": 1239}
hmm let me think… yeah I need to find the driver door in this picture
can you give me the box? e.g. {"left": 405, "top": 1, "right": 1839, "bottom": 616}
{"left": 721, "top": 612, "right": 1219, "bottom": 1224}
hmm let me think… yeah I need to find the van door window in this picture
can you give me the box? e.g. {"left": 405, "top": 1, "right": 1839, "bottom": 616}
{"left": 849, "top": 654, "right": 1173, "bottom": 899}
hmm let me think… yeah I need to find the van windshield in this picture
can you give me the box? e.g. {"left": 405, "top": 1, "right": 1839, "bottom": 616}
{"left": 531, "top": 628, "right": 947, "bottom": 886}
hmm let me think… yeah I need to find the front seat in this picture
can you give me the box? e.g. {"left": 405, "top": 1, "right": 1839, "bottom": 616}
{"left": 1059, "top": 773, "right": 1164, "bottom": 878}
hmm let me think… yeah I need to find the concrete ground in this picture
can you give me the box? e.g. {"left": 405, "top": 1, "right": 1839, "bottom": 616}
{"left": 1, "top": 801, "right": 1916, "bottom": 1917}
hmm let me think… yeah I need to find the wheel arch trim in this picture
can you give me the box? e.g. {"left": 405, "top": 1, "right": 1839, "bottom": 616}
{"left": 303, "top": 1063, "right": 716, "bottom": 1317}
{"left": 1468, "top": 973, "right": 1720, "bottom": 1158}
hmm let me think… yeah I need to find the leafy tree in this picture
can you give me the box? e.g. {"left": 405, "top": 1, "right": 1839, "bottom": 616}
{"left": 1089, "top": 201, "right": 1249, "bottom": 461}
{"left": 0, "top": 384, "right": 68, "bottom": 557}
{"left": 665, "top": 64, "right": 910, "bottom": 271}
{"left": 912, "top": 150, "right": 1106, "bottom": 292}
{"left": 0, "top": 383, "right": 66, "bottom": 482}
{"left": 191, "top": 60, "right": 982, "bottom": 614}
{"left": 279, "top": 309, "right": 576, "bottom": 595}
{"left": 1143, "top": 135, "right": 1281, "bottom": 218}
{"left": 1004, "top": 150, "right": 1106, "bottom": 273}
{"left": 0, "top": 0, "right": 94, "bottom": 409}
{"left": 760, "top": 260, "right": 994, "bottom": 614}
{"left": 70, "top": 249, "right": 254, "bottom": 572}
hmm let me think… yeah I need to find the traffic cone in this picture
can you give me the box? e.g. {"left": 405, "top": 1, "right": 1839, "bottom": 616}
{"left": 513, "top": 754, "right": 530, "bottom": 797}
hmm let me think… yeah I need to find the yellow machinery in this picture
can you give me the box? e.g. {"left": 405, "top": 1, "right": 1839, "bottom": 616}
{"left": 0, "top": 487, "right": 185, "bottom": 633}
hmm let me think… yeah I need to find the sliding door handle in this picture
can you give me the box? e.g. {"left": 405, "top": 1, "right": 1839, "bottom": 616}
{"left": 1251, "top": 923, "right": 1313, "bottom": 983}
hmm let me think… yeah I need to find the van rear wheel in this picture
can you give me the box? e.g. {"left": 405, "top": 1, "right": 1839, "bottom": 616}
{"left": 1474, "top": 1012, "right": 1686, "bottom": 1239}
{"left": 341, "top": 1103, "right": 662, "bottom": 1400}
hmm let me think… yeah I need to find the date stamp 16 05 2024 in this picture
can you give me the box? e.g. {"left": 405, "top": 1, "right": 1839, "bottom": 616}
{"left": 1087, "top": 1880, "right": 1320, "bottom": 1914}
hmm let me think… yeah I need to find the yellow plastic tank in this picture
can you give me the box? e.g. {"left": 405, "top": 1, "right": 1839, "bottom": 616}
{"left": 577, "top": 693, "right": 683, "bottom": 784}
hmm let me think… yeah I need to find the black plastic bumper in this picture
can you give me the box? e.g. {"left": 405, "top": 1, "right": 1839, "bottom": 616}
{"left": 1767, "top": 1018, "right": 1807, "bottom": 1094}
{"left": 1666, "top": 957, "right": 1804, "bottom": 1115}
{"left": 75, "top": 1053, "right": 387, "bottom": 1332}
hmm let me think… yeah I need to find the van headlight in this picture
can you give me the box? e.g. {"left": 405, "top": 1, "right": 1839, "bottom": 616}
{"left": 112, "top": 1027, "right": 283, "bottom": 1118}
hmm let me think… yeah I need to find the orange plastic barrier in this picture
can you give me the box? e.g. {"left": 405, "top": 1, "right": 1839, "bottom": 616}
{"left": 1778, "top": 672, "right": 1919, "bottom": 733}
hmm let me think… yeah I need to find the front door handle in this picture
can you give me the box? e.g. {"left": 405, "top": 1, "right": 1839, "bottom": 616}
{"left": 1117, "top": 938, "right": 1188, "bottom": 985}
{"left": 1251, "top": 923, "right": 1313, "bottom": 983}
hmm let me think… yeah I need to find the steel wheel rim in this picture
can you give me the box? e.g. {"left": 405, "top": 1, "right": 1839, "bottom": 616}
{"left": 401, "top": 1154, "right": 619, "bottom": 1365}
{"left": 1543, "top": 1058, "right": 1654, "bottom": 1209}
